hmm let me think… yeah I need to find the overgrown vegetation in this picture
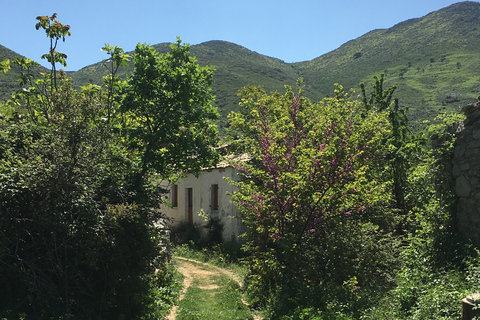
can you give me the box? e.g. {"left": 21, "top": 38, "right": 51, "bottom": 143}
{"left": 171, "top": 220, "right": 247, "bottom": 269}
{"left": 2, "top": 7, "right": 480, "bottom": 320}
{"left": 225, "top": 75, "right": 478, "bottom": 319}
{"left": 0, "top": 14, "right": 218, "bottom": 319}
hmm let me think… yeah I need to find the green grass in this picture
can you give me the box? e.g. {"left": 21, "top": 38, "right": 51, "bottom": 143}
{"left": 175, "top": 259, "right": 253, "bottom": 320}
{"left": 173, "top": 243, "right": 248, "bottom": 280}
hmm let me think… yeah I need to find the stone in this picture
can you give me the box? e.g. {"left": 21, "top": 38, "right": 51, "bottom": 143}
{"left": 452, "top": 164, "right": 461, "bottom": 178}
{"left": 468, "top": 140, "right": 480, "bottom": 149}
{"left": 471, "top": 177, "right": 479, "bottom": 187}
{"left": 437, "top": 103, "right": 480, "bottom": 246}
{"left": 462, "top": 293, "right": 480, "bottom": 320}
{"left": 473, "top": 129, "right": 480, "bottom": 140}
{"left": 455, "top": 145, "right": 466, "bottom": 158}
{"left": 457, "top": 175, "right": 471, "bottom": 197}
{"left": 471, "top": 109, "right": 480, "bottom": 122}
{"left": 465, "top": 148, "right": 480, "bottom": 158}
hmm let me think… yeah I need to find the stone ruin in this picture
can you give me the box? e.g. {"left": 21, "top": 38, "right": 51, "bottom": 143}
{"left": 430, "top": 101, "right": 480, "bottom": 319}
{"left": 450, "top": 101, "right": 480, "bottom": 246}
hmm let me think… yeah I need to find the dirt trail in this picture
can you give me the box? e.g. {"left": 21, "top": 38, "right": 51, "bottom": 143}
{"left": 165, "top": 256, "right": 262, "bottom": 320}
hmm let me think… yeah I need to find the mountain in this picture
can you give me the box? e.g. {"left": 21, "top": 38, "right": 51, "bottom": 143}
{"left": 1, "top": 1, "right": 480, "bottom": 132}
{"left": 0, "top": 45, "right": 27, "bottom": 99}
{"left": 0, "top": 45, "right": 48, "bottom": 101}
{"left": 294, "top": 1, "right": 480, "bottom": 125}
{"left": 68, "top": 40, "right": 300, "bottom": 130}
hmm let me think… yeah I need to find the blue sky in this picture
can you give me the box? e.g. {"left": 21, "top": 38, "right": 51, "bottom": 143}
{"left": 1, "top": 0, "right": 477, "bottom": 71}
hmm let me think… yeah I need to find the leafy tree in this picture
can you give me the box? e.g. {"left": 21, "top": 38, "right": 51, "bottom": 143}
{"left": 0, "top": 15, "right": 218, "bottom": 319}
{"left": 122, "top": 40, "right": 220, "bottom": 179}
{"left": 360, "top": 74, "right": 425, "bottom": 229}
{"left": 228, "top": 81, "right": 396, "bottom": 315}
{"left": 0, "top": 71, "right": 166, "bottom": 319}
{"left": 35, "top": 13, "right": 71, "bottom": 90}
{"left": 101, "top": 44, "right": 130, "bottom": 122}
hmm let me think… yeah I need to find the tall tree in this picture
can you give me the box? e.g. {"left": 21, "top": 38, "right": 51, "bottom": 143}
{"left": 228, "top": 81, "right": 395, "bottom": 314}
{"left": 360, "top": 74, "right": 424, "bottom": 229}
{"left": 122, "top": 39, "right": 220, "bottom": 179}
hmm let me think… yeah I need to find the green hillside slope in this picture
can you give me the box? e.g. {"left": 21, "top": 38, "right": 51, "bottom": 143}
{"left": 189, "top": 41, "right": 299, "bottom": 129}
{"left": 294, "top": 1, "right": 480, "bottom": 126}
{"left": 0, "top": 45, "right": 26, "bottom": 100}
{"left": 1, "top": 1, "right": 480, "bottom": 132}
{"left": 69, "top": 40, "right": 299, "bottom": 131}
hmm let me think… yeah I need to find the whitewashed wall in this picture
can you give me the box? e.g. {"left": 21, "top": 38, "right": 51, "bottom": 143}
{"left": 163, "top": 165, "right": 245, "bottom": 242}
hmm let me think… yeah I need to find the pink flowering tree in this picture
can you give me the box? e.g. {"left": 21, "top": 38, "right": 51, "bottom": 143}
{"left": 227, "top": 81, "right": 395, "bottom": 312}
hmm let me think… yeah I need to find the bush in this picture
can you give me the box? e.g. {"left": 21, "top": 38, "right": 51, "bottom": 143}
{"left": 228, "top": 81, "right": 401, "bottom": 317}
{"left": 0, "top": 77, "right": 170, "bottom": 319}
{"left": 170, "top": 222, "right": 203, "bottom": 247}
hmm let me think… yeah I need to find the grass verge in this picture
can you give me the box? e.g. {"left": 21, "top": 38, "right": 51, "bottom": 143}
{"left": 175, "top": 259, "right": 253, "bottom": 320}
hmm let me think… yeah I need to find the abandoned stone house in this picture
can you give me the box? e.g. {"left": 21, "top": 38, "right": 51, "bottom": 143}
{"left": 162, "top": 153, "right": 249, "bottom": 242}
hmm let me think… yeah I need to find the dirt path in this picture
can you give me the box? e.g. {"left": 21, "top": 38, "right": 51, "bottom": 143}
{"left": 165, "top": 256, "right": 262, "bottom": 320}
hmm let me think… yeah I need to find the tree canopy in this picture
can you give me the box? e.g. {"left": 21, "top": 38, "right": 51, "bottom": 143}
{"left": 0, "top": 14, "right": 219, "bottom": 319}
{"left": 227, "top": 81, "right": 398, "bottom": 315}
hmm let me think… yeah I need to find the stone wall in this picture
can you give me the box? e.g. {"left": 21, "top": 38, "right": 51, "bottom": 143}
{"left": 451, "top": 101, "right": 480, "bottom": 245}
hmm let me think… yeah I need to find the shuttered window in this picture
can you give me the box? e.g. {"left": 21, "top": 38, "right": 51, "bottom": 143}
{"left": 172, "top": 184, "right": 178, "bottom": 207}
{"left": 211, "top": 184, "right": 219, "bottom": 210}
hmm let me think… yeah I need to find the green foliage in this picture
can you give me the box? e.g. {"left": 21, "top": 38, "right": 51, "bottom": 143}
{"left": 360, "top": 112, "right": 471, "bottom": 320}
{"left": 0, "top": 59, "right": 10, "bottom": 73}
{"left": 0, "top": 100, "right": 15, "bottom": 117}
{"left": 122, "top": 39, "right": 220, "bottom": 177}
{"left": 0, "top": 15, "right": 220, "bottom": 320}
{"left": 101, "top": 44, "right": 130, "bottom": 121}
{"left": 0, "top": 71, "right": 168, "bottom": 319}
{"left": 364, "top": 232, "right": 475, "bottom": 320}
{"left": 228, "top": 81, "right": 399, "bottom": 316}
{"left": 35, "top": 14, "right": 71, "bottom": 90}
{"left": 422, "top": 113, "right": 464, "bottom": 233}
{"left": 360, "top": 74, "right": 427, "bottom": 231}
{"left": 172, "top": 224, "right": 245, "bottom": 267}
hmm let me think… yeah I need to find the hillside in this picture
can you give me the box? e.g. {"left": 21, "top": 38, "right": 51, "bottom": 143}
{"left": 0, "top": 45, "right": 26, "bottom": 99}
{"left": 0, "top": 45, "right": 49, "bottom": 101}
{"left": 293, "top": 1, "right": 480, "bottom": 125}
{"left": 69, "top": 41, "right": 299, "bottom": 130}
{"left": 1, "top": 1, "right": 480, "bottom": 132}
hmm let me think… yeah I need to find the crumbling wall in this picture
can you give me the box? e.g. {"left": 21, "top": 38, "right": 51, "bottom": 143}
{"left": 451, "top": 101, "right": 480, "bottom": 245}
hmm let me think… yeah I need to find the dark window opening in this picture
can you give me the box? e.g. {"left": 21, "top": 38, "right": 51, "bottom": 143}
{"left": 172, "top": 184, "right": 178, "bottom": 207}
{"left": 187, "top": 188, "right": 193, "bottom": 224}
{"left": 211, "top": 184, "right": 219, "bottom": 211}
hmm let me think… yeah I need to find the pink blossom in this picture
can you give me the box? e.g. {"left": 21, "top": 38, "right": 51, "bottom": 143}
{"left": 271, "top": 233, "right": 282, "bottom": 240}
{"left": 356, "top": 206, "right": 366, "bottom": 212}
